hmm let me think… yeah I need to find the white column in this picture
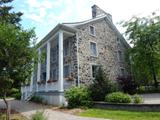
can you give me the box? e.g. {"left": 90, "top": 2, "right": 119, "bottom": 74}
{"left": 37, "top": 49, "right": 41, "bottom": 92}
{"left": 46, "top": 41, "right": 51, "bottom": 91}
{"left": 30, "top": 73, "right": 33, "bottom": 92}
{"left": 58, "top": 31, "right": 64, "bottom": 92}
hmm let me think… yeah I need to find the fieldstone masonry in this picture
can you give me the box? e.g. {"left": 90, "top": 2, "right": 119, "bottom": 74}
{"left": 76, "top": 19, "right": 129, "bottom": 85}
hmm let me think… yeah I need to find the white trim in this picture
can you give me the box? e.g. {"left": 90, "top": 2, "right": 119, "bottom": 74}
{"left": 37, "top": 49, "right": 41, "bottom": 82}
{"left": 89, "top": 25, "right": 96, "bottom": 36}
{"left": 46, "top": 41, "right": 51, "bottom": 91}
{"left": 90, "top": 41, "right": 98, "bottom": 57}
{"left": 58, "top": 30, "right": 64, "bottom": 92}
{"left": 63, "top": 15, "right": 106, "bottom": 27}
{"left": 76, "top": 33, "right": 80, "bottom": 86}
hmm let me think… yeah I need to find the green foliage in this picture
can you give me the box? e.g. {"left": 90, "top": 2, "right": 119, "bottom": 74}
{"left": 89, "top": 67, "right": 119, "bottom": 101}
{"left": 30, "top": 96, "right": 43, "bottom": 103}
{"left": 105, "top": 92, "right": 132, "bottom": 103}
{"left": 64, "top": 86, "right": 92, "bottom": 108}
{"left": 31, "top": 111, "right": 47, "bottom": 120}
{"left": 122, "top": 13, "right": 160, "bottom": 88}
{"left": 0, "top": 23, "right": 36, "bottom": 97}
{"left": 9, "top": 88, "right": 21, "bottom": 99}
{"left": 137, "top": 86, "right": 160, "bottom": 93}
{"left": 0, "top": 0, "right": 23, "bottom": 26}
{"left": 133, "top": 94, "right": 143, "bottom": 103}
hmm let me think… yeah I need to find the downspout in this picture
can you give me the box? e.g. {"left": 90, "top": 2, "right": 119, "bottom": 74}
{"left": 76, "top": 32, "right": 80, "bottom": 86}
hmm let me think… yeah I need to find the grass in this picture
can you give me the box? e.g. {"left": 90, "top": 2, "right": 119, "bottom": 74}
{"left": 0, "top": 113, "right": 28, "bottom": 120}
{"left": 79, "top": 108, "right": 160, "bottom": 120}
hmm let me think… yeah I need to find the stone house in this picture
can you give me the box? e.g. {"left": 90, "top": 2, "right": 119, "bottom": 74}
{"left": 21, "top": 5, "right": 130, "bottom": 105}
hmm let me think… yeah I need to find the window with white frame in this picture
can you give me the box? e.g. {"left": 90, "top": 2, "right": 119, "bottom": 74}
{"left": 92, "top": 65, "right": 100, "bottom": 78}
{"left": 64, "top": 39, "right": 70, "bottom": 56}
{"left": 90, "top": 42, "right": 97, "bottom": 57}
{"left": 64, "top": 65, "right": 70, "bottom": 78}
{"left": 89, "top": 26, "right": 95, "bottom": 36}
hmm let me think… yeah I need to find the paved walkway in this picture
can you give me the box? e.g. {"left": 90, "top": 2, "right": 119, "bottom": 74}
{"left": 0, "top": 99, "right": 108, "bottom": 120}
{"left": 141, "top": 93, "right": 160, "bottom": 104}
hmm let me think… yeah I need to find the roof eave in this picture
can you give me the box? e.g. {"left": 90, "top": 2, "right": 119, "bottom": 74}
{"left": 36, "top": 24, "right": 77, "bottom": 48}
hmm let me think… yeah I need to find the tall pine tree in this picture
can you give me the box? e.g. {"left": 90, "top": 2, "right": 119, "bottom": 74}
{"left": 0, "top": 0, "right": 23, "bottom": 26}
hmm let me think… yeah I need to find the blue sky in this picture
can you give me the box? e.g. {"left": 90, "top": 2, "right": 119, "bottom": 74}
{"left": 12, "top": 0, "right": 160, "bottom": 43}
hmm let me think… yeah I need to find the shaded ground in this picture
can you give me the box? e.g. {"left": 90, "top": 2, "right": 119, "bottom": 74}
{"left": 0, "top": 99, "right": 108, "bottom": 120}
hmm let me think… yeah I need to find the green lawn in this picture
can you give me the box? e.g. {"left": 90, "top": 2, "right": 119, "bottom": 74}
{"left": 79, "top": 108, "right": 160, "bottom": 120}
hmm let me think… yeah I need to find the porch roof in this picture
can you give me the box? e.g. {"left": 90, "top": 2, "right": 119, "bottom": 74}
{"left": 37, "top": 24, "right": 77, "bottom": 48}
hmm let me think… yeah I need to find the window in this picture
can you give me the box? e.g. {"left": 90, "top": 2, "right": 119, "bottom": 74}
{"left": 64, "top": 65, "right": 70, "bottom": 78}
{"left": 90, "top": 42, "right": 97, "bottom": 57}
{"left": 118, "top": 51, "right": 123, "bottom": 61}
{"left": 117, "top": 38, "right": 121, "bottom": 46}
{"left": 64, "top": 40, "right": 70, "bottom": 56}
{"left": 92, "top": 65, "right": 100, "bottom": 78}
{"left": 51, "top": 47, "right": 57, "bottom": 63}
{"left": 120, "top": 68, "right": 125, "bottom": 76}
{"left": 51, "top": 69, "right": 57, "bottom": 80}
{"left": 89, "top": 26, "right": 95, "bottom": 36}
{"left": 42, "top": 72, "right": 46, "bottom": 80}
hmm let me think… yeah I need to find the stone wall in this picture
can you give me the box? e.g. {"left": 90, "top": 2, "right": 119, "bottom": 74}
{"left": 76, "top": 18, "right": 129, "bottom": 85}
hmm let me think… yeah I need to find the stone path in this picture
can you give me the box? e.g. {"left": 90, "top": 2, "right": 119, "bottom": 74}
{"left": 141, "top": 93, "right": 160, "bottom": 104}
{"left": 0, "top": 99, "right": 108, "bottom": 120}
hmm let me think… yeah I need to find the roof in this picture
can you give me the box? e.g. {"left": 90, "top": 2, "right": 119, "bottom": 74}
{"left": 37, "top": 13, "right": 130, "bottom": 49}
{"left": 63, "top": 14, "right": 107, "bottom": 27}
{"left": 37, "top": 24, "right": 77, "bottom": 48}
{"left": 63, "top": 14, "right": 130, "bottom": 48}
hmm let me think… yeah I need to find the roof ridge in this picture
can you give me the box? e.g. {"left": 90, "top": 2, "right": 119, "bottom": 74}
{"left": 62, "top": 14, "right": 107, "bottom": 26}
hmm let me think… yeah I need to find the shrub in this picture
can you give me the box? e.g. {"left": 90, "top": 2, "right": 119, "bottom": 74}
{"left": 9, "top": 88, "right": 21, "bottom": 99}
{"left": 31, "top": 96, "right": 43, "bottom": 103}
{"left": 89, "top": 67, "right": 119, "bottom": 101}
{"left": 133, "top": 94, "right": 143, "bottom": 103}
{"left": 105, "top": 92, "right": 132, "bottom": 103}
{"left": 117, "top": 75, "right": 137, "bottom": 94}
{"left": 64, "top": 86, "right": 92, "bottom": 108}
{"left": 137, "top": 86, "right": 160, "bottom": 94}
{"left": 31, "top": 111, "right": 47, "bottom": 120}
{"left": 12, "top": 92, "right": 21, "bottom": 99}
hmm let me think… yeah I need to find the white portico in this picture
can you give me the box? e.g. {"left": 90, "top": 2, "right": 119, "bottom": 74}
{"left": 21, "top": 24, "right": 77, "bottom": 105}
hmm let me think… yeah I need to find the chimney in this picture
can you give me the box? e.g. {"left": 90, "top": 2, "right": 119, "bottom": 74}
{"left": 91, "top": 5, "right": 112, "bottom": 22}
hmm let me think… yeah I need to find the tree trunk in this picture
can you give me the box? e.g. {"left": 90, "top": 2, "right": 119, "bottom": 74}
{"left": 3, "top": 94, "right": 10, "bottom": 120}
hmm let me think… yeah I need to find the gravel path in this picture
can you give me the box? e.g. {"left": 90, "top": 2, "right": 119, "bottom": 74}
{"left": 0, "top": 99, "right": 109, "bottom": 120}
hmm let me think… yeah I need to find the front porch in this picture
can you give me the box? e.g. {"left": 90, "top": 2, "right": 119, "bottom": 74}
{"left": 21, "top": 24, "right": 78, "bottom": 104}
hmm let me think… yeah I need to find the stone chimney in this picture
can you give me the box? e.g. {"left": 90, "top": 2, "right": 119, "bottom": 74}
{"left": 91, "top": 5, "right": 112, "bottom": 22}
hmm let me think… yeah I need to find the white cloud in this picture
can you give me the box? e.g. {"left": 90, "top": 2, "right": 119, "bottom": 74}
{"left": 21, "top": 0, "right": 160, "bottom": 41}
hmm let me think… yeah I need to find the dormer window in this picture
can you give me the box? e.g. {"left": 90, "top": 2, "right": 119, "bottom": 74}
{"left": 89, "top": 26, "right": 95, "bottom": 36}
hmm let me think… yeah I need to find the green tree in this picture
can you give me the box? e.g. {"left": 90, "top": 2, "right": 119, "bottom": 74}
{"left": 0, "top": 0, "right": 23, "bottom": 26}
{"left": 89, "top": 67, "right": 119, "bottom": 101}
{"left": 122, "top": 13, "right": 160, "bottom": 88}
{"left": 0, "top": 23, "right": 36, "bottom": 120}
